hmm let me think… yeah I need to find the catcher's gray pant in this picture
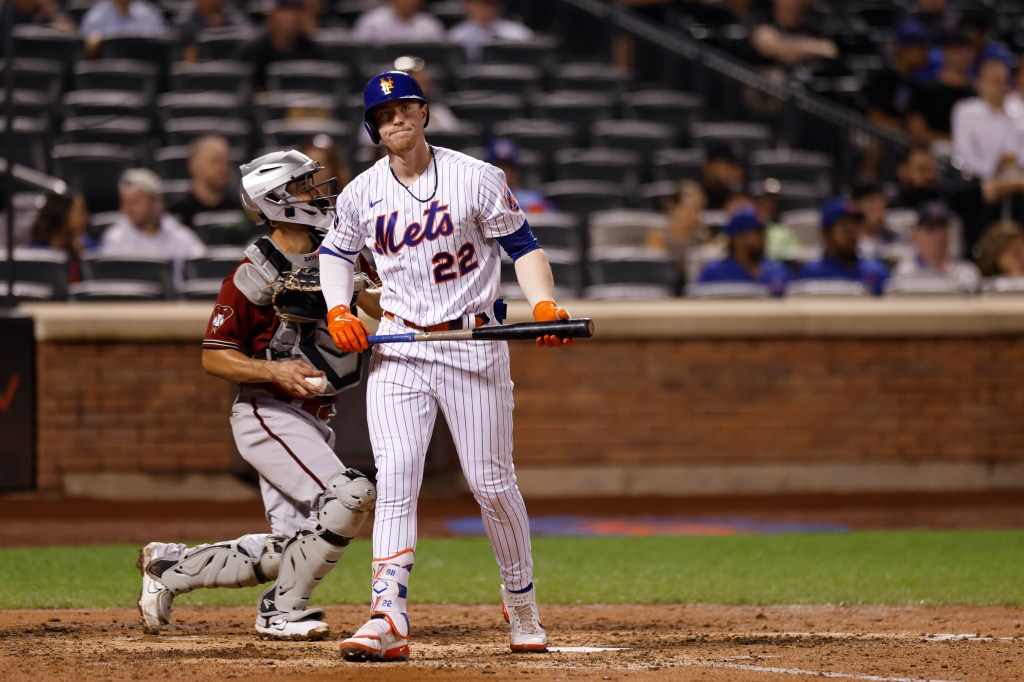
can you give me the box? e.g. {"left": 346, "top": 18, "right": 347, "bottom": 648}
{"left": 232, "top": 388, "right": 345, "bottom": 537}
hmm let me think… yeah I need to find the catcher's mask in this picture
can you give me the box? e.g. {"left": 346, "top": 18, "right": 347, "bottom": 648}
{"left": 240, "top": 150, "right": 338, "bottom": 230}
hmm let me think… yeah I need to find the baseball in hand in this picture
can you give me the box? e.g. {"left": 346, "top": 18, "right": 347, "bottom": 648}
{"left": 304, "top": 376, "right": 327, "bottom": 392}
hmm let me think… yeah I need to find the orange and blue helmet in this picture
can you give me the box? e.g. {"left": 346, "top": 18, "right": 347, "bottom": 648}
{"left": 363, "top": 71, "right": 429, "bottom": 144}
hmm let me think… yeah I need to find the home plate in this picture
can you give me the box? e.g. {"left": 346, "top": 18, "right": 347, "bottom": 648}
{"left": 548, "top": 646, "right": 633, "bottom": 653}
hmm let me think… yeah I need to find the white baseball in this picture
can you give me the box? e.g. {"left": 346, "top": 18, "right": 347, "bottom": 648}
{"left": 305, "top": 376, "right": 327, "bottom": 392}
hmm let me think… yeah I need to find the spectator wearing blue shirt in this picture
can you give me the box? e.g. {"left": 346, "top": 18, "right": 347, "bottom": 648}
{"left": 697, "top": 209, "right": 788, "bottom": 296}
{"left": 80, "top": 0, "right": 168, "bottom": 56}
{"left": 798, "top": 197, "right": 889, "bottom": 296}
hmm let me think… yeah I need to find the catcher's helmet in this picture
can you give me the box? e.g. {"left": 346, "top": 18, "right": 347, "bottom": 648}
{"left": 239, "top": 149, "right": 337, "bottom": 229}
{"left": 362, "top": 70, "right": 429, "bottom": 145}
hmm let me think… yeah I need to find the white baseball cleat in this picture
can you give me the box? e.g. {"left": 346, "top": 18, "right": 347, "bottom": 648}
{"left": 254, "top": 608, "right": 330, "bottom": 641}
{"left": 339, "top": 616, "right": 411, "bottom": 662}
{"left": 136, "top": 542, "right": 174, "bottom": 635}
{"left": 501, "top": 584, "right": 548, "bottom": 653}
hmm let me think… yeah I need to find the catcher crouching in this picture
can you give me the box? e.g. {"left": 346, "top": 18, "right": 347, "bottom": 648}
{"left": 136, "top": 150, "right": 382, "bottom": 640}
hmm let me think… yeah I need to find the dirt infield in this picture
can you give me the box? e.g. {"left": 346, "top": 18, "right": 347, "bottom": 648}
{"left": 3, "top": 491, "right": 1023, "bottom": 681}
{"left": 2, "top": 604, "right": 1022, "bottom": 681}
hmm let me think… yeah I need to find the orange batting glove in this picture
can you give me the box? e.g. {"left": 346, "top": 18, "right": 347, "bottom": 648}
{"left": 533, "top": 300, "right": 573, "bottom": 348}
{"left": 327, "top": 304, "right": 370, "bottom": 353}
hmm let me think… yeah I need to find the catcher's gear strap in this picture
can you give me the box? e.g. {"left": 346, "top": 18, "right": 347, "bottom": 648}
{"left": 369, "top": 548, "right": 414, "bottom": 638}
{"left": 147, "top": 535, "right": 286, "bottom": 595}
{"left": 259, "top": 469, "right": 376, "bottom": 617}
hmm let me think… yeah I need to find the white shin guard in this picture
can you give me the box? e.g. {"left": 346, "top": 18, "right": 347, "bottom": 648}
{"left": 259, "top": 469, "right": 376, "bottom": 622}
{"left": 146, "top": 535, "right": 285, "bottom": 595}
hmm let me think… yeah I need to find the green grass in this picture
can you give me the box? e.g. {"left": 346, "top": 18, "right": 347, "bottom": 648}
{"left": 1, "top": 531, "right": 1022, "bottom": 610}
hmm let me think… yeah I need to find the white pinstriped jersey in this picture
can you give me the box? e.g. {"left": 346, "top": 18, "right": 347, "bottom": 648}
{"left": 324, "top": 146, "right": 525, "bottom": 326}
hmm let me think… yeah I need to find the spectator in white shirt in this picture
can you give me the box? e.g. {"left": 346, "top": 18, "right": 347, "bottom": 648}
{"left": 352, "top": 0, "right": 445, "bottom": 43}
{"left": 448, "top": 0, "right": 533, "bottom": 63}
{"left": 101, "top": 168, "right": 206, "bottom": 292}
{"left": 951, "top": 58, "right": 1021, "bottom": 179}
{"left": 890, "top": 199, "right": 981, "bottom": 293}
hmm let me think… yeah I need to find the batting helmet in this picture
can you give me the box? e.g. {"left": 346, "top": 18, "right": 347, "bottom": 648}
{"left": 362, "top": 70, "right": 429, "bottom": 145}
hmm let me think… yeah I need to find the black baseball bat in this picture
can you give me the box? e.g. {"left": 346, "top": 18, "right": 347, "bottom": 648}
{"left": 368, "top": 318, "right": 595, "bottom": 344}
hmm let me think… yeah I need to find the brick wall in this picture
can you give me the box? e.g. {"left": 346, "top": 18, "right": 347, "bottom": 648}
{"left": 34, "top": 335, "right": 1024, "bottom": 491}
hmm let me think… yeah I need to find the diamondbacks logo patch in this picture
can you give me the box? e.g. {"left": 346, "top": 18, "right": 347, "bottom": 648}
{"left": 504, "top": 185, "right": 521, "bottom": 213}
{"left": 380, "top": 76, "right": 394, "bottom": 94}
{"left": 211, "top": 304, "right": 233, "bottom": 332}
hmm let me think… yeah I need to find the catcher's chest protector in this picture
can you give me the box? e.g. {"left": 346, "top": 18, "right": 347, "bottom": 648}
{"left": 235, "top": 234, "right": 361, "bottom": 395}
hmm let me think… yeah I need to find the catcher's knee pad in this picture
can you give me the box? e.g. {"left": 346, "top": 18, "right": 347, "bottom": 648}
{"left": 148, "top": 535, "right": 285, "bottom": 595}
{"left": 259, "top": 469, "right": 375, "bottom": 617}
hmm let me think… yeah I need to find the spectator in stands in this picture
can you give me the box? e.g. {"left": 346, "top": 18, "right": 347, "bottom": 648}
{"left": 853, "top": 182, "right": 901, "bottom": 261}
{"left": 174, "top": 0, "right": 253, "bottom": 63}
{"left": 448, "top": 0, "right": 533, "bottom": 63}
{"left": 752, "top": 179, "right": 801, "bottom": 261}
{"left": 889, "top": 199, "right": 980, "bottom": 293}
{"left": 236, "top": 0, "right": 324, "bottom": 92}
{"left": 25, "top": 192, "right": 96, "bottom": 283}
{"left": 702, "top": 143, "right": 746, "bottom": 210}
{"left": 863, "top": 20, "right": 930, "bottom": 133}
{"left": 352, "top": 0, "right": 445, "bottom": 43}
{"left": 974, "top": 220, "right": 1024, "bottom": 279}
{"left": 797, "top": 197, "right": 888, "bottom": 296}
{"left": 959, "top": 8, "right": 1013, "bottom": 78}
{"left": 485, "top": 138, "right": 554, "bottom": 213}
{"left": 951, "top": 58, "right": 1021, "bottom": 180}
{"left": 749, "top": 0, "right": 837, "bottom": 69}
{"left": 393, "top": 55, "right": 460, "bottom": 132}
{"left": 79, "top": 0, "right": 168, "bottom": 57}
{"left": 167, "top": 135, "right": 240, "bottom": 230}
{"left": 299, "top": 134, "right": 353, "bottom": 192}
{"left": 893, "top": 145, "right": 1024, "bottom": 257}
{"left": 697, "top": 208, "right": 788, "bottom": 296}
{"left": 905, "top": 31, "right": 975, "bottom": 146}
{"left": 0, "top": 0, "right": 75, "bottom": 49}
{"left": 647, "top": 180, "right": 707, "bottom": 287}
{"left": 101, "top": 169, "right": 205, "bottom": 291}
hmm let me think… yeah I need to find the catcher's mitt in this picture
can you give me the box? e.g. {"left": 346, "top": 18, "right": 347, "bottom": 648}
{"left": 272, "top": 267, "right": 328, "bottom": 323}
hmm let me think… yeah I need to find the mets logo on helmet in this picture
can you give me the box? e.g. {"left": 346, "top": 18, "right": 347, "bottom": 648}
{"left": 380, "top": 77, "right": 394, "bottom": 94}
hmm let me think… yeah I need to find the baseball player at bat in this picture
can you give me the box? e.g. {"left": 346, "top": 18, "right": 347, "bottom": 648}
{"left": 136, "top": 150, "right": 381, "bottom": 640}
{"left": 319, "top": 71, "right": 573, "bottom": 661}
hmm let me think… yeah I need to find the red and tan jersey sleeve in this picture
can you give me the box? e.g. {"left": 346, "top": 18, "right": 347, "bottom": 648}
{"left": 202, "top": 262, "right": 278, "bottom": 356}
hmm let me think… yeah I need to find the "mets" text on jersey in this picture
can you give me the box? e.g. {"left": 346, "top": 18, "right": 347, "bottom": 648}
{"left": 374, "top": 200, "right": 455, "bottom": 256}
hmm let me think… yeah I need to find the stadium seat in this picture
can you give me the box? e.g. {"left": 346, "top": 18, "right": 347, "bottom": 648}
{"left": 685, "top": 281, "right": 771, "bottom": 298}
{"left": 588, "top": 210, "right": 670, "bottom": 252}
{"left": 52, "top": 143, "right": 139, "bottom": 213}
{"left": 252, "top": 91, "right": 343, "bottom": 128}
{"left": 156, "top": 92, "right": 246, "bottom": 125}
{"left": 620, "top": 90, "right": 703, "bottom": 146}
{"left": 542, "top": 181, "right": 628, "bottom": 222}
{"left": 10, "top": 89, "right": 53, "bottom": 121}
{"left": 98, "top": 33, "right": 176, "bottom": 65}
{"left": 554, "top": 148, "right": 643, "bottom": 191}
{"left": 532, "top": 90, "right": 617, "bottom": 133}
{"left": 61, "top": 116, "right": 152, "bottom": 152}
{"left": 552, "top": 62, "right": 631, "bottom": 95}
{"left": 690, "top": 121, "right": 774, "bottom": 160}
{"left": 169, "top": 61, "right": 253, "bottom": 103}
{"left": 491, "top": 119, "right": 580, "bottom": 166}
{"left": 981, "top": 276, "right": 1024, "bottom": 296}
{"left": 884, "top": 276, "right": 973, "bottom": 297}
{"left": 778, "top": 208, "right": 824, "bottom": 247}
{"left": 447, "top": 92, "right": 527, "bottom": 137}
{"left": 652, "top": 148, "right": 705, "bottom": 182}
{"left": 0, "top": 117, "right": 50, "bottom": 172}
{"left": 525, "top": 212, "right": 583, "bottom": 254}
{"left": 764, "top": 181, "right": 828, "bottom": 212}
{"left": 0, "top": 58, "right": 64, "bottom": 101}
{"left": 425, "top": 123, "right": 485, "bottom": 153}
{"left": 749, "top": 149, "right": 834, "bottom": 198}
{"left": 155, "top": 145, "right": 245, "bottom": 183}
{"left": 74, "top": 59, "right": 160, "bottom": 95}
{"left": 375, "top": 41, "right": 465, "bottom": 76}
{"left": 503, "top": 250, "right": 582, "bottom": 298}
{"left": 192, "top": 211, "right": 255, "bottom": 246}
{"left": 185, "top": 246, "right": 245, "bottom": 281}
{"left": 164, "top": 117, "right": 251, "bottom": 152}
{"left": 591, "top": 119, "right": 675, "bottom": 160}
{"left": 69, "top": 280, "right": 166, "bottom": 301}
{"left": 10, "top": 25, "right": 84, "bottom": 65}
{"left": 0, "top": 247, "right": 70, "bottom": 300}
{"left": 79, "top": 255, "right": 176, "bottom": 299}
{"left": 62, "top": 90, "right": 150, "bottom": 120}
{"left": 266, "top": 60, "right": 350, "bottom": 95}
{"left": 637, "top": 180, "right": 680, "bottom": 210}
{"left": 262, "top": 118, "right": 353, "bottom": 150}
{"left": 480, "top": 36, "right": 559, "bottom": 75}
{"left": 786, "top": 279, "right": 868, "bottom": 297}
{"left": 453, "top": 63, "right": 542, "bottom": 95}
{"left": 195, "top": 26, "right": 259, "bottom": 61}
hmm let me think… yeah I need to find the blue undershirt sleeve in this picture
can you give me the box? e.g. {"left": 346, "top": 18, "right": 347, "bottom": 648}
{"left": 495, "top": 221, "right": 541, "bottom": 261}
